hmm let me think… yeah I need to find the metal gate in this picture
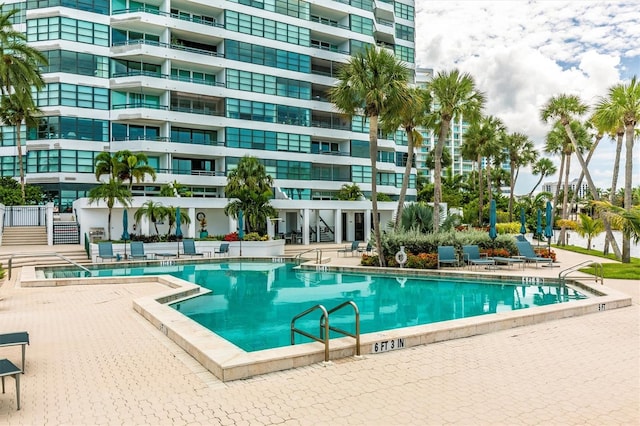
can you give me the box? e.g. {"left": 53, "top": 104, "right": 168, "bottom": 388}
{"left": 3, "top": 206, "right": 47, "bottom": 227}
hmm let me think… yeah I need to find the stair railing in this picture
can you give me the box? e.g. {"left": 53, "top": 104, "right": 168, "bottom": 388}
{"left": 8, "top": 253, "right": 91, "bottom": 279}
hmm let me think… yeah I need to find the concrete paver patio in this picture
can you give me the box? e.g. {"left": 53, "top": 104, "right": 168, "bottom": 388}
{"left": 0, "top": 244, "right": 638, "bottom": 425}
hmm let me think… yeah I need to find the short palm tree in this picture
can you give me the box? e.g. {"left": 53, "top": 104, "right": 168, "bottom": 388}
{"left": 329, "top": 45, "right": 410, "bottom": 265}
{"left": 0, "top": 91, "right": 40, "bottom": 203}
{"left": 429, "top": 70, "right": 485, "bottom": 231}
{"left": 134, "top": 200, "right": 167, "bottom": 236}
{"left": 593, "top": 201, "right": 640, "bottom": 246}
{"left": 224, "top": 156, "right": 276, "bottom": 235}
{"left": 117, "top": 151, "right": 157, "bottom": 191}
{"left": 165, "top": 206, "right": 191, "bottom": 236}
{"left": 336, "top": 183, "right": 364, "bottom": 201}
{"left": 88, "top": 179, "right": 131, "bottom": 240}
{"left": 575, "top": 213, "right": 604, "bottom": 250}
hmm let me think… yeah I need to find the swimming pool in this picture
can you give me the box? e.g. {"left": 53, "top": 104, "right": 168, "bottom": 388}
{"left": 43, "top": 260, "right": 587, "bottom": 352}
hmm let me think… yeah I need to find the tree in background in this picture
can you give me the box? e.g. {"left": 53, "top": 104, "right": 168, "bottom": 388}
{"left": 336, "top": 183, "right": 364, "bottom": 201}
{"left": 134, "top": 200, "right": 167, "bottom": 236}
{"left": 505, "top": 132, "right": 538, "bottom": 221}
{"left": 575, "top": 213, "right": 604, "bottom": 250}
{"left": 0, "top": 177, "right": 43, "bottom": 205}
{"left": 88, "top": 179, "right": 131, "bottom": 240}
{"left": 528, "top": 158, "right": 557, "bottom": 198}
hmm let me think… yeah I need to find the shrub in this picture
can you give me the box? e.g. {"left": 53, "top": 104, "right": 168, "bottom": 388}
{"left": 223, "top": 232, "right": 239, "bottom": 241}
{"left": 535, "top": 247, "right": 556, "bottom": 262}
{"left": 496, "top": 222, "right": 520, "bottom": 234}
{"left": 405, "top": 252, "right": 438, "bottom": 269}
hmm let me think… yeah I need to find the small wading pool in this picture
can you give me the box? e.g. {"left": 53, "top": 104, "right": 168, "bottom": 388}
{"left": 43, "top": 260, "right": 587, "bottom": 352}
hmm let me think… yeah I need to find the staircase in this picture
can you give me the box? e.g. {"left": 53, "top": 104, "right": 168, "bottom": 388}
{"left": 2, "top": 226, "right": 47, "bottom": 246}
{"left": 0, "top": 247, "right": 91, "bottom": 270}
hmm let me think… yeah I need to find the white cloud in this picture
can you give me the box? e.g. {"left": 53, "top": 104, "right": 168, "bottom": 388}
{"left": 416, "top": 0, "right": 640, "bottom": 194}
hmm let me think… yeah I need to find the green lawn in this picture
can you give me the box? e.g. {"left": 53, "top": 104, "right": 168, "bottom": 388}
{"left": 553, "top": 244, "right": 640, "bottom": 280}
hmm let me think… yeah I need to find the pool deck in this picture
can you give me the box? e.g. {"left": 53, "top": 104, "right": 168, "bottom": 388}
{"left": 1, "top": 243, "right": 638, "bottom": 425}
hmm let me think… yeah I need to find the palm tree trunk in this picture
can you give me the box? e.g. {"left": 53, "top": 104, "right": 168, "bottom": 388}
{"left": 622, "top": 124, "right": 634, "bottom": 263}
{"left": 107, "top": 209, "right": 112, "bottom": 241}
{"left": 477, "top": 153, "right": 484, "bottom": 225}
{"left": 394, "top": 130, "right": 414, "bottom": 231}
{"left": 552, "top": 153, "right": 565, "bottom": 214}
{"left": 569, "top": 135, "right": 600, "bottom": 211}
{"left": 433, "top": 120, "right": 450, "bottom": 233}
{"left": 559, "top": 153, "right": 571, "bottom": 246}
{"left": 603, "top": 132, "right": 622, "bottom": 254}
{"left": 563, "top": 122, "right": 622, "bottom": 259}
{"left": 528, "top": 174, "right": 545, "bottom": 198}
{"left": 16, "top": 125, "right": 26, "bottom": 204}
{"left": 508, "top": 160, "right": 516, "bottom": 222}
{"left": 369, "top": 115, "right": 385, "bottom": 267}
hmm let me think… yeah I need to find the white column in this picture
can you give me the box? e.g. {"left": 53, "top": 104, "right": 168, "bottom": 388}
{"left": 302, "top": 208, "right": 310, "bottom": 245}
{"left": 365, "top": 208, "right": 372, "bottom": 243}
{"left": 187, "top": 207, "right": 196, "bottom": 238}
{"left": 334, "top": 208, "right": 342, "bottom": 243}
{"left": 46, "top": 202, "right": 54, "bottom": 245}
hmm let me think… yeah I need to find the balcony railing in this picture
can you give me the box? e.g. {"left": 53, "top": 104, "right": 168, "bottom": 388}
{"left": 112, "top": 103, "right": 169, "bottom": 110}
{"left": 155, "top": 169, "right": 225, "bottom": 177}
{"left": 111, "top": 71, "right": 226, "bottom": 87}
{"left": 112, "top": 8, "right": 224, "bottom": 28}
{"left": 112, "top": 39, "right": 224, "bottom": 58}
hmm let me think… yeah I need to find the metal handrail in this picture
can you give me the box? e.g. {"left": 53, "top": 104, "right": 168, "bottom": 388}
{"left": 291, "top": 304, "right": 330, "bottom": 361}
{"left": 559, "top": 260, "right": 604, "bottom": 285}
{"left": 8, "top": 253, "right": 91, "bottom": 279}
{"left": 321, "top": 301, "right": 361, "bottom": 356}
{"left": 290, "top": 300, "right": 361, "bottom": 362}
{"left": 294, "top": 248, "right": 323, "bottom": 265}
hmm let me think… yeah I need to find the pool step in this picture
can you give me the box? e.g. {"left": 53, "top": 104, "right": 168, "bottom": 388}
{"left": 0, "top": 247, "right": 91, "bottom": 270}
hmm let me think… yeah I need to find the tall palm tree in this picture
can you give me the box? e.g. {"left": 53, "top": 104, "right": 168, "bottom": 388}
{"left": 462, "top": 115, "right": 503, "bottom": 225}
{"left": 380, "top": 87, "right": 431, "bottom": 230}
{"left": 428, "top": 70, "right": 485, "bottom": 232}
{"left": 88, "top": 179, "right": 131, "bottom": 240}
{"left": 505, "top": 132, "right": 538, "bottom": 221}
{"left": 329, "top": 45, "right": 410, "bottom": 265}
{"left": 0, "top": 8, "right": 47, "bottom": 95}
{"left": 0, "top": 90, "right": 40, "bottom": 203}
{"left": 94, "top": 151, "right": 121, "bottom": 181}
{"left": 541, "top": 94, "right": 621, "bottom": 258}
{"left": 528, "top": 158, "right": 556, "bottom": 197}
{"left": 593, "top": 76, "right": 640, "bottom": 263}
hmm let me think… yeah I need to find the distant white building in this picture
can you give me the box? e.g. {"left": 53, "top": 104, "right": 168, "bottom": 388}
{"left": 541, "top": 178, "right": 589, "bottom": 199}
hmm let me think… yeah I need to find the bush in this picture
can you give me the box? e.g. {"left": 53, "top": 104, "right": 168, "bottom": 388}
{"left": 243, "top": 232, "right": 270, "bottom": 241}
{"left": 405, "top": 252, "right": 438, "bottom": 269}
{"left": 496, "top": 222, "right": 521, "bottom": 234}
{"left": 535, "top": 247, "right": 556, "bottom": 262}
{"left": 223, "top": 232, "right": 239, "bottom": 241}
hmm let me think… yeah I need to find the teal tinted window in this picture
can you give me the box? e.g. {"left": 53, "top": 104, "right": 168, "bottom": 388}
{"left": 226, "top": 10, "right": 309, "bottom": 46}
{"left": 225, "top": 40, "right": 311, "bottom": 73}
{"left": 226, "top": 128, "right": 309, "bottom": 152}
{"left": 26, "top": 1, "right": 109, "bottom": 15}
{"left": 351, "top": 165, "right": 371, "bottom": 183}
{"left": 32, "top": 84, "right": 109, "bottom": 109}
{"left": 1, "top": 2, "right": 25, "bottom": 24}
{"left": 27, "top": 17, "right": 108, "bottom": 45}
{"left": 170, "top": 127, "right": 217, "bottom": 145}
{"left": 350, "top": 40, "right": 371, "bottom": 56}
{"left": 350, "top": 15, "right": 373, "bottom": 36}
{"left": 351, "top": 140, "right": 369, "bottom": 158}
{"left": 395, "top": 45, "right": 414, "bottom": 63}
{"left": 0, "top": 156, "right": 18, "bottom": 176}
{"left": 26, "top": 149, "right": 97, "bottom": 173}
{"left": 351, "top": 116, "right": 369, "bottom": 133}
{"left": 28, "top": 116, "right": 109, "bottom": 141}
{"left": 395, "top": 2, "right": 415, "bottom": 21}
{"left": 396, "top": 24, "right": 414, "bottom": 42}
{"left": 0, "top": 125, "right": 26, "bottom": 146}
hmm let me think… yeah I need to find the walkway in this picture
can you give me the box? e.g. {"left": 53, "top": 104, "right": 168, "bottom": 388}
{"left": 0, "top": 244, "right": 638, "bottom": 425}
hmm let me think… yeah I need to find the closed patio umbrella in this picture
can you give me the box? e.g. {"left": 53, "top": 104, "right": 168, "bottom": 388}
{"left": 121, "top": 209, "right": 130, "bottom": 260}
{"left": 545, "top": 201, "right": 554, "bottom": 257}
{"left": 520, "top": 207, "right": 527, "bottom": 237}
{"left": 536, "top": 208, "right": 542, "bottom": 247}
{"left": 489, "top": 199, "right": 497, "bottom": 240}
{"left": 175, "top": 207, "right": 182, "bottom": 258}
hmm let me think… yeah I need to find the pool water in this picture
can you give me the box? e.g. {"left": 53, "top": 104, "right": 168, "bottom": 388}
{"left": 44, "top": 261, "right": 587, "bottom": 352}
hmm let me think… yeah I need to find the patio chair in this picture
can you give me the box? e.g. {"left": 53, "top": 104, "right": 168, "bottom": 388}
{"left": 183, "top": 239, "right": 205, "bottom": 257}
{"left": 462, "top": 245, "right": 496, "bottom": 270}
{"left": 437, "top": 245, "right": 460, "bottom": 268}
{"left": 97, "top": 242, "right": 117, "bottom": 262}
{"left": 338, "top": 241, "right": 360, "bottom": 257}
{"left": 0, "top": 358, "right": 21, "bottom": 410}
{"left": 129, "top": 241, "right": 148, "bottom": 260}
{"left": 515, "top": 240, "right": 553, "bottom": 268}
{"left": 214, "top": 243, "right": 229, "bottom": 257}
{"left": 358, "top": 242, "right": 374, "bottom": 255}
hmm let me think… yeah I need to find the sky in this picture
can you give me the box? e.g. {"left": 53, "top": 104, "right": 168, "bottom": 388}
{"left": 415, "top": 0, "right": 640, "bottom": 195}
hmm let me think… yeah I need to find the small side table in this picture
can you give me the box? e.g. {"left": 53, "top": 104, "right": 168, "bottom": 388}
{"left": 0, "top": 359, "right": 21, "bottom": 410}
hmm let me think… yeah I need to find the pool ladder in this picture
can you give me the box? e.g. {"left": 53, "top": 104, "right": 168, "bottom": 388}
{"left": 559, "top": 260, "right": 604, "bottom": 285}
{"left": 294, "top": 248, "right": 323, "bottom": 265}
{"left": 290, "top": 300, "right": 361, "bottom": 362}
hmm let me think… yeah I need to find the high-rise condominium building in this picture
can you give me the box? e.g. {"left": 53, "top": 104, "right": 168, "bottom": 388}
{"left": 1, "top": 0, "right": 416, "bottom": 212}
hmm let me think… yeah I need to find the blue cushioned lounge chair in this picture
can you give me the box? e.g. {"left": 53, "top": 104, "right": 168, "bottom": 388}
{"left": 437, "top": 246, "right": 460, "bottom": 268}
{"left": 97, "top": 242, "right": 117, "bottom": 262}
{"left": 129, "top": 241, "right": 148, "bottom": 260}
{"left": 183, "top": 239, "right": 205, "bottom": 257}
{"left": 515, "top": 240, "right": 553, "bottom": 268}
{"left": 338, "top": 241, "right": 360, "bottom": 257}
{"left": 462, "top": 245, "right": 496, "bottom": 270}
{"left": 214, "top": 243, "right": 229, "bottom": 257}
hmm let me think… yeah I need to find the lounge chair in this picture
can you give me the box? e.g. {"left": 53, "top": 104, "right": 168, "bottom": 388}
{"left": 183, "top": 239, "right": 205, "bottom": 257}
{"left": 214, "top": 243, "right": 229, "bottom": 257}
{"left": 129, "top": 241, "right": 148, "bottom": 260}
{"left": 338, "top": 241, "right": 360, "bottom": 257}
{"left": 0, "top": 358, "right": 21, "bottom": 410}
{"left": 97, "top": 242, "right": 117, "bottom": 262}
{"left": 437, "top": 246, "right": 460, "bottom": 268}
{"left": 515, "top": 240, "right": 553, "bottom": 268}
{"left": 358, "top": 242, "right": 374, "bottom": 255}
{"left": 462, "top": 245, "right": 496, "bottom": 270}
